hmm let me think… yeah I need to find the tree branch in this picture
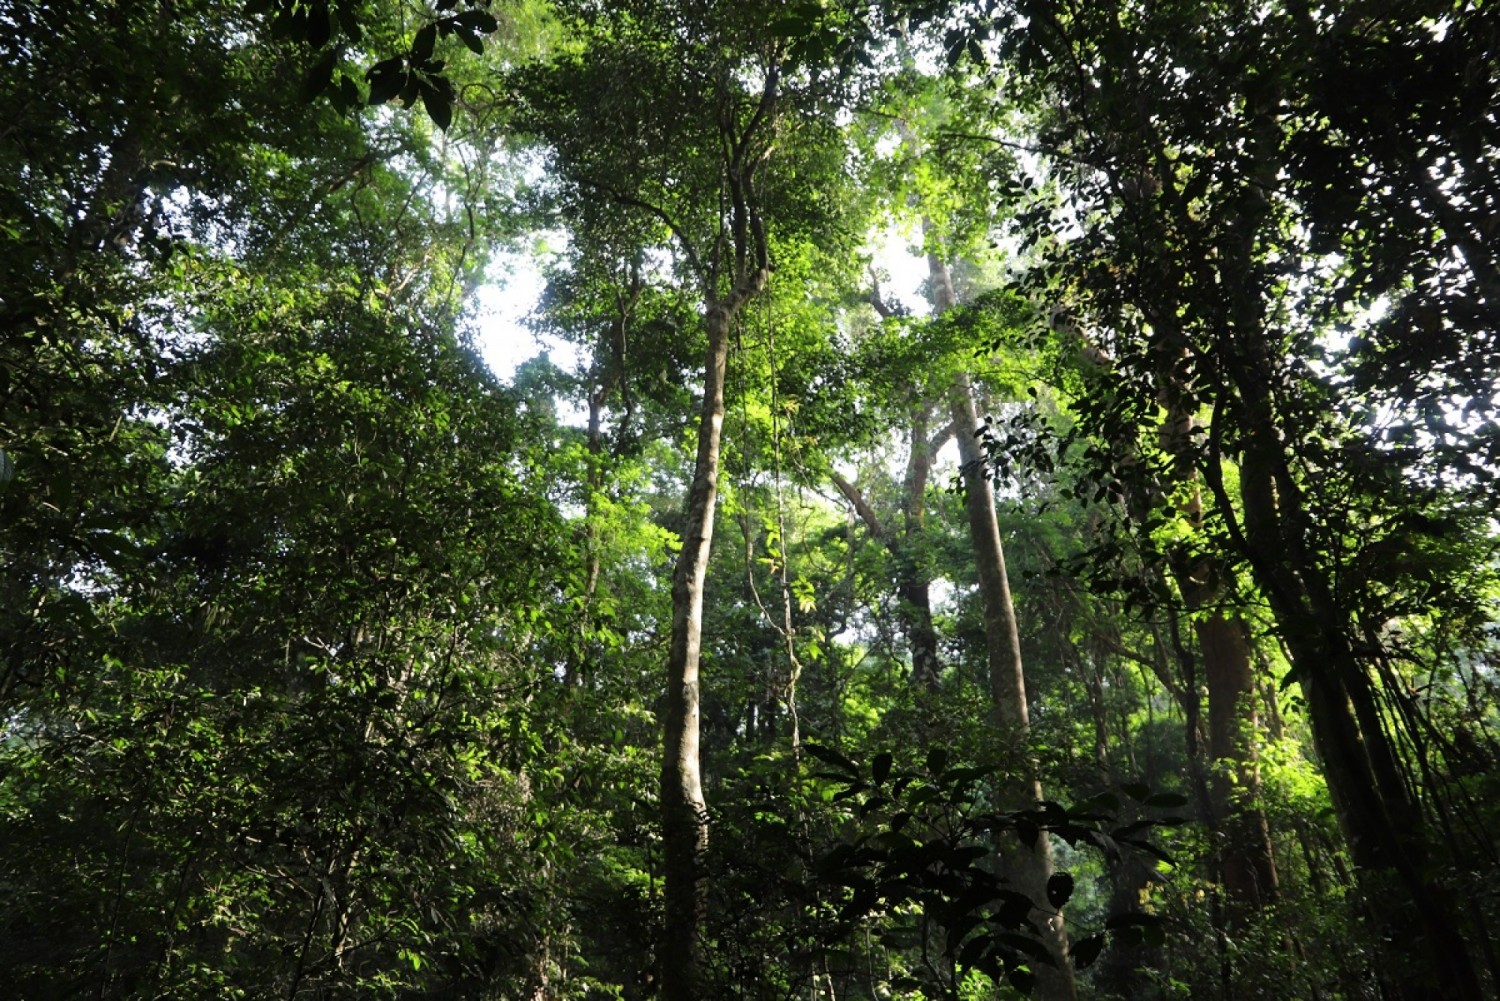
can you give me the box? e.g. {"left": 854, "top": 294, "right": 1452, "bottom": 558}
{"left": 574, "top": 176, "right": 706, "bottom": 286}
{"left": 927, "top": 419, "right": 957, "bottom": 463}
{"left": 831, "top": 471, "right": 888, "bottom": 544}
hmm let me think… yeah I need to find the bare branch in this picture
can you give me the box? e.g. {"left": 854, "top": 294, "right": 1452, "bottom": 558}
{"left": 831, "top": 471, "right": 888, "bottom": 544}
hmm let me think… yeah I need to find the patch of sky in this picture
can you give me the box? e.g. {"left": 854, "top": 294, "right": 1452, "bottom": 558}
{"left": 473, "top": 230, "right": 578, "bottom": 379}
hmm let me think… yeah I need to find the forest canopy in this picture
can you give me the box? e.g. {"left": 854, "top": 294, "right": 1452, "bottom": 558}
{"left": 2, "top": 1, "right": 1498, "bottom": 999}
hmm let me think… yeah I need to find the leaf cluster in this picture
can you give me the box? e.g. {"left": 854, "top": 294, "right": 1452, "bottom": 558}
{"left": 805, "top": 743, "right": 1175, "bottom": 995}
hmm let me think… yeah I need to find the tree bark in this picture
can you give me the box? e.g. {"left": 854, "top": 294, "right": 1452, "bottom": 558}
{"left": 831, "top": 439, "right": 945, "bottom": 692}
{"left": 849, "top": 283, "right": 950, "bottom": 690}
{"left": 1162, "top": 400, "right": 1280, "bottom": 926}
{"left": 929, "top": 250, "right": 1077, "bottom": 1001}
{"left": 899, "top": 396, "right": 945, "bottom": 690}
{"left": 659, "top": 303, "right": 730, "bottom": 1001}
{"left": 1207, "top": 353, "right": 1485, "bottom": 1001}
{"left": 949, "top": 372, "right": 1027, "bottom": 739}
{"left": 660, "top": 261, "right": 769, "bottom": 999}
{"left": 656, "top": 52, "right": 778, "bottom": 999}
{"left": 1197, "top": 613, "right": 1278, "bottom": 917}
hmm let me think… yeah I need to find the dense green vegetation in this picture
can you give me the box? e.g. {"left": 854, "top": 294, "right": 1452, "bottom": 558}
{"left": 3, "top": 1, "right": 1498, "bottom": 999}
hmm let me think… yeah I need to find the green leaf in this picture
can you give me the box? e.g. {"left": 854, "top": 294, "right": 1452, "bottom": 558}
{"left": 992, "top": 890, "right": 1033, "bottom": 929}
{"left": 871, "top": 751, "right": 892, "bottom": 785}
{"left": 956, "top": 934, "right": 992, "bottom": 970}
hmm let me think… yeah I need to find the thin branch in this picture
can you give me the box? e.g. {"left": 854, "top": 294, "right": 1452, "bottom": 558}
{"left": 867, "top": 271, "right": 903, "bottom": 318}
{"left": 831, "top": 471, "right": 888, "bottom": 544}
{"left": 574, "top": 176, "right": 706, "bottom": 285}
{"left": 927, "top": 419, "right": 957, "bottom": 463}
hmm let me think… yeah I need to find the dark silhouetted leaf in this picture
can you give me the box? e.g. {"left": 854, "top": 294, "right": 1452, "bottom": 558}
{"left": 412, "top": 23, "right": 437, "bottom": 63}
{"left": 420, "top": 83, "right": 451, "bottom": 129}
{"left": 366, "top": 57, "right": 406, "bottom": 105}
{"left": 1072, "top": 933, "right": 1106, "bottom": 969}
{"left": 1145, "top": 792, "right": 1189, "bottom": 808}
{"left": 302, "top": 47, "right": 337, "bottom": 101}
{"left": 926, "top": 747, "right": 949, "bottom": 775}
{"left": 1046, "top": 872, "right": 1074, "bottom": 909}
{"left": 806, "top": 743, "right": 859, "bottom": 775}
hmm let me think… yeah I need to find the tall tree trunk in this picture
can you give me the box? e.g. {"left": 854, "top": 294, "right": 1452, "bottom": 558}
{"left": 1230, "top": 95, "right": 1480, "bottom": 998}
{"left": 928, "top": 251, "right": 1077, "bottom": 1001}
{"left": 949, "top": 372, "right": 1027, "bottom": 739}
{"left": 659, "top": 304, "right": 730, "bottom": 1001}
{"left": 1197, "top": 612, "right": 1278, "bottom": 917}
{"left": 657, "top": 53, "right": 778, "bottom": 998}
{"left": 572, "top": 271, "right": 640, "bottom": 688}
{"left": 1208, "top": 349, "right": 1485, "bottom": 1001}
{"left": 1160, "top": 417, "right": 1280, "bottom": 929}
{"left": 1205, "top": 90, "right": 1482, "bottom": 989}
{"left": 844, "top": 284, "right": 950, "bottom": 690}
{"left": 899, "top": 394, "right": 945, "bottom": 690}
{"left": 830, "top": 392, "right": 948, "bottom": 692}
{"left": 660, "top": 259, "right": 768, "bottom": 999}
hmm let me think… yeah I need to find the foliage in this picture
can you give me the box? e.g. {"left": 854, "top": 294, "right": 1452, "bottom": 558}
{"left": 4, "top": 1, "right": 1500, "bottom": 998}
{"left": 803, "top": 743, "right": 1183, "bottom": 998}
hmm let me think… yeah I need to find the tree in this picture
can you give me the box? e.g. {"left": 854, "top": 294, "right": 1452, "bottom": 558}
{"left": 10, "top": 0, "right": 1500, "bottom": 996}
{"left": 1, "top": 5, "right": 579, "bottom": 996}
{"left": 979, "top": 0, "right": 1500, "bottom": 995}
{"left": 508, "top": 3, "right": 865, "bottom": 994}
{"left": 833, "top": 281, "right": 954, "bottom": 692}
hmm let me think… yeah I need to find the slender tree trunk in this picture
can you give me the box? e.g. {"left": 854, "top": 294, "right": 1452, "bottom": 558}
{"left": 656, "top": 49, "right": 777, "bottom": 994}
{"left": 950, "top": 369, "right": 1075, "bottom": 1001}
{"left": 1210, "top": 356, "right": 1485, "bottom": 1001}
{"left": 660, "top": 237, "right": 768, "bottom": 994}
{"left": 928, "top": 251, "right": 1077, "bottom": 1001}
{"left": 899, "top": 395, "right": 944, "bottom": 690}
{"left": 1152, "top": 347, "right": 1280, "bottom": 933}
{"left": 949, "top": 371, "right": 1027, "bottom": 739}
{"left": 831, "top": 422, "right": 945, "bottom": 692}
{"left": 849, "top": 285, "right": 949, "bottom": 690}
{"left": 1219, "top": 96, "right": 1480, "bottom": 998}
{"left": 660, "top": 304, "right": 731, "bottom": 1001}
{"left": 572, "top": 279, "right": 641, "bottom": 687}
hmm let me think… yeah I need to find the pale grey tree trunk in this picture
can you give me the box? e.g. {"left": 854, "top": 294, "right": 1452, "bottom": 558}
{"left": 927, "top": 250, "right": 1077, "bottom": 1001}
{"left": 660, "top": 262, "right": 768, "bottom": 1000}
{"left": 660, "top": 304, "right": 729, "bottom": 1001}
